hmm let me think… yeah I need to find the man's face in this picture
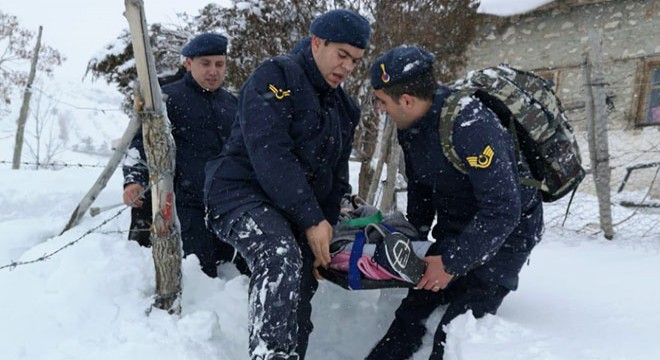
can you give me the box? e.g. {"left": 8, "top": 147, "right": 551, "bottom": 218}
{"left": 373, "top": 89, "right": 415, "bottom": 129}
{"left": 311, "top": 36, "right": 365, "bottom": 89}
{"left": 184, "top": 55, "right": 227, "bottom": 91}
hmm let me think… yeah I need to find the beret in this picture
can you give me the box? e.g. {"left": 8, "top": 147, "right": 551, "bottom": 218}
{"left": 310, "top": 9, "right": 371, "bottom": 49}
{"left": 370, "top": 46, "right": 435, "bottom": 89}
{"left": 181, "top": 33, "right": 228, "bottom": 57}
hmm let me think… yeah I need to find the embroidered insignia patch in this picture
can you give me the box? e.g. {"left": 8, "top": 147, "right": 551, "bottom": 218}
{"left": 268, "top": 84, "right": 291, "bottom": 100}
{"left": 380, "top": 63, "right": 391, "bottom": 83}
{"left": 466, "top": 145, "right": 494, "bottom": 169}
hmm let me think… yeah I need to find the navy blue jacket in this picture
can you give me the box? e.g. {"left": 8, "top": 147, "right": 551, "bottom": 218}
{"left": 400, "top": 86, "right": 544, "bottom": 290}
{"left": 123, "top": 71, "right": 237, "bottom": 209}
{"left": 204, "top": 45, "right": 359, "bottom": 231}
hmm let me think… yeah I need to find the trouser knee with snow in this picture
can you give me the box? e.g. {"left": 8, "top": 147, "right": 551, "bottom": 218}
{"left": 210, "top": 205, "right": 318, "bottom": 360}
{"left": 366, "top": 274, "right": 510, "bottom": 360}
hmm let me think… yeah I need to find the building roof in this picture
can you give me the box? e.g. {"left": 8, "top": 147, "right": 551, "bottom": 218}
{"left": 478, "top": 0, "right": 614, "bottom": 17}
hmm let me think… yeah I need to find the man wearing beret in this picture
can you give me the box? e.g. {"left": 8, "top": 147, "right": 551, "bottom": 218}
{"left": 366, "top": 45, "right": 544, "bottom": 359}
{"left": 204, "top": 9, "right": 370, "bottom": 360}
{"left": 123, "top": 33, "right": 247, "bottom": 278}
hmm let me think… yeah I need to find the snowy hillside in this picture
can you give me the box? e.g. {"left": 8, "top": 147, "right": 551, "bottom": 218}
{"left": 0, "top": 78, "right": 127, "bottom": 167}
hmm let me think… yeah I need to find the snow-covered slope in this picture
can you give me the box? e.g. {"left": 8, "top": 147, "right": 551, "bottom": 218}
{"left": 0, "top": 165, "right": 658, "bottom": 360}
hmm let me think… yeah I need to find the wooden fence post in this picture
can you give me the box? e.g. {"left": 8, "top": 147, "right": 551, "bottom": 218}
{"left": 125, "top": 0, "right": 182, "bottom": 313}
{"left": 586, "top": 29, "right": 614, "bottom": 240}
{"left": 12, "top": 26, "right": 42, "bottom": 170}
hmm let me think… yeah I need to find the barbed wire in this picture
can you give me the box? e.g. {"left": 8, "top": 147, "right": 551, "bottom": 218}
{"left": 0, "top": 160, "right": 110, "bottom": 169}
{"left": 0, "top": 204, "right": 130, "bottom": 271}
{"left": 95, "top": 230, "right": 132, "bottom": 235}
{"left": 0, "top": 180, "right": 156, "bottom": 272}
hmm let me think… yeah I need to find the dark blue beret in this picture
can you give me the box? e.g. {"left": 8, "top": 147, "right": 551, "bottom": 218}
{"left": 181, "top": 33, "right": 228, "bottom": 57}
{"left": 310, "top": 9, "right": 371, "bottom": 49}
{"left": 370, "top": 46, "right": 435, "bottom": 90}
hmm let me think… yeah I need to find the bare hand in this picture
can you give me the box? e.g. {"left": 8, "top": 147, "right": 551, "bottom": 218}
{"left": 305, "top": 220, "right": 332, "bottom": 274}
{"left": 416, "top": 255, "right": 454, "bottom": 292}
{"left": 123, "top": 183, "right": 145, "bottom": 208}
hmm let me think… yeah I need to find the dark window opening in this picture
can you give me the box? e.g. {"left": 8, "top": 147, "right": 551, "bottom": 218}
{"left": 644, "top": 68, "right": 660, "bottom": 125}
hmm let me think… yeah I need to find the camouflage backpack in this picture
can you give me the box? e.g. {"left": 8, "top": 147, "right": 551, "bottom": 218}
{"left": 440, "top": 64, "right": 586, "bottom": 202}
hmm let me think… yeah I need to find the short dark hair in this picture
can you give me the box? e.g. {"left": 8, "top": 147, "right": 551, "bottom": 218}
{"left": 381, "top": 69, "right": 437, "bottom": 102}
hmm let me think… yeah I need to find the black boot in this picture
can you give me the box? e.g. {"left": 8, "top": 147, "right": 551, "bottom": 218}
{"left": 366, "top": 320, "right": 425, "bottom": 360}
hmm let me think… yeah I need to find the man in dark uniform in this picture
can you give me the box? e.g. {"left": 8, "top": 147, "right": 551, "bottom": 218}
{"left": 204, "top": 9, "right": 371, "bottom": 360}
{"left": 366, "top": 46, "right": 544, "bottom": 359}
{"left": 122, "top": 33, "right": 246, "bottom": 278}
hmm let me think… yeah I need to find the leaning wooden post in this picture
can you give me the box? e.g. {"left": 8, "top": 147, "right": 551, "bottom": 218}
{"left": 60, "top": 111, "right": 141, "bottom": 234}
{"left": 124, "top": 0, "right": 182, "bottom": 313}
{"left": 12, "top": 26, "right": 43, "bottom": 170}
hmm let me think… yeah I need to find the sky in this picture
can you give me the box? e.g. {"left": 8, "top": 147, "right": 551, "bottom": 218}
{"left": 2, "top": 1, "right": 659, "bottom": 359}
{"left": 2, "top": 0, "right": 227, "bottom": 82}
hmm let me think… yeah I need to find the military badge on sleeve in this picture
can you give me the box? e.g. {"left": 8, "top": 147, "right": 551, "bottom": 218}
{"left": 466, "top": 145, "right": 494, "bottom": 169}
{"left": 268, "top": 84, "right": 291, "bottom": 100}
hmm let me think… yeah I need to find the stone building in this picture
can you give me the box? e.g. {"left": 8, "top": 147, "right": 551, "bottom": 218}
{"left": 464, "top": 0, "right": 660, "bottom": 199}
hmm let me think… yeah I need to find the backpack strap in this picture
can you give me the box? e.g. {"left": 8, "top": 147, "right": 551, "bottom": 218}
{"left": 520, "top": 176, "right": 544, "bottom": 190}
{"left": 439, "top": 89, "right": 474, "bottom": 175}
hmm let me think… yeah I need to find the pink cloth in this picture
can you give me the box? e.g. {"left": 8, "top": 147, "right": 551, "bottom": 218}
{"left": 330, "top": 252, "right": 352, "bottom": 272}
{"left": 330, "top": 251, "right": 405, "bottom": 281}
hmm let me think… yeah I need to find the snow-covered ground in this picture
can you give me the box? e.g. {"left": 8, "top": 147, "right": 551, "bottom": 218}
{"left": 0, "top": 162, "right": 659, "bottom": 360}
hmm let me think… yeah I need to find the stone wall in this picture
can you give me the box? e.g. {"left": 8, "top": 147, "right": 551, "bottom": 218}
{"left": 463, "top": 0, "right": 660, "bottom": 199}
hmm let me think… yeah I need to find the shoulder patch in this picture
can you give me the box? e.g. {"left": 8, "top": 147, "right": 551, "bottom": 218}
{"left": 268, "top": 84, "right": 291, "bottom": 100}
{"left": 466, "top": 145, "right": 494, "bottom": 169}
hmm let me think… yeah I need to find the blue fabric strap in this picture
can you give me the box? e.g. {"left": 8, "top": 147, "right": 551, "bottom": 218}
{"left": 348, "top": 231, "right": 366, "bottom": 290}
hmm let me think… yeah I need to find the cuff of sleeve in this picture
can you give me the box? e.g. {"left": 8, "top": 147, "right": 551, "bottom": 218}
{"left": 124, "top": 176, "right": 147, "bottom": 189}
{"left": 290, "top": 197, "right": 326, "bottom": 230}
{"left": 321, "top": 193, "right": 342, "bottom": 225}
{"left": 436, "top": 239, "right": 471, "bottom": 277}
{"left": 426, "top": 241, "right": 442, "bottom": 256}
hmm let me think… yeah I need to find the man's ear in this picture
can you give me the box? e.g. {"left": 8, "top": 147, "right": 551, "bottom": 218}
{"left": 311, "top": 36, "right": 323, "bottom": 54}
{"left": 401, "top": 94, "right": 415, "bottom": 109}
{"left": 183, "top": 57, "right": 192, "bottom": 70}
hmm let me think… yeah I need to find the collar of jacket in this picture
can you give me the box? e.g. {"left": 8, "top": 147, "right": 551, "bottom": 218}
{"left": 399, "top": 85, "right": 450, "bottom": 139}
{"left": 294, "top": 45, "right": 334, "bottom": 97}
{"left": 184, "top": 71, "right": 220, "bottom": 96}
